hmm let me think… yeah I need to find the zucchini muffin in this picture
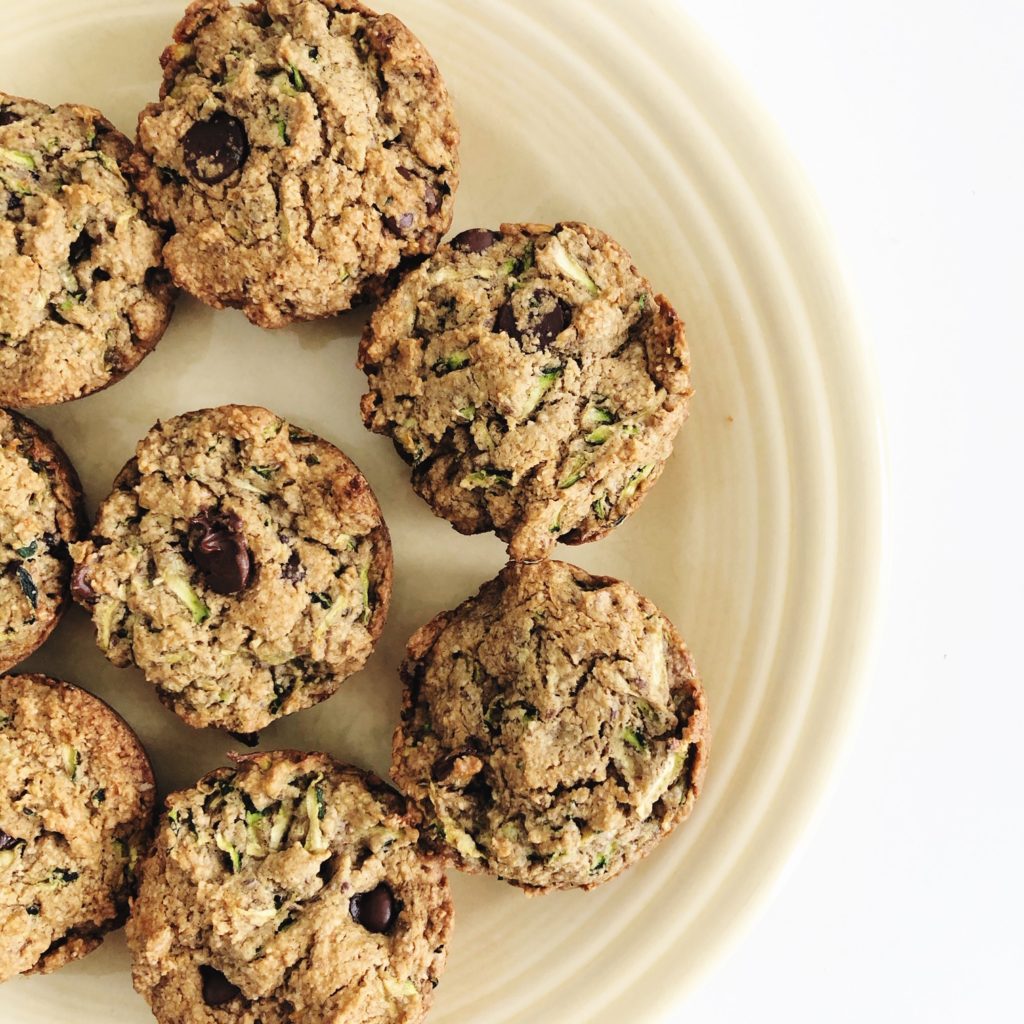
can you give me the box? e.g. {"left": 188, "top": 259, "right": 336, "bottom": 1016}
{"left": 131, "top": 0, "right": 460, "bottom": 328}
{"left": 392, "top": 560, "right": 709, "bottom": 893}
{"left": 359, "top": 221, "right": 691, "bottom": 561}
{"left": 0, "top": 409, "right": 86, "bottom": 673}
{"left": 0, "top": 92, "right": 175, "bottom": 407}
{"left": 70, "top": 405, "right": 392, "bottom": 734}
{"left": 0, "top": 674, "right": 155, "bottom": 980}
{"left": 127, "top": 751, "right": 453, "bottom": 1024}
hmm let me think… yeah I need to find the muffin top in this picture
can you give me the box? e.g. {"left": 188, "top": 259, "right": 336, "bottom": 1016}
{"left": 132, "top": 0, "right": 460, "bottom": 327}
{"left": 0, "top": 92, "right": 174, "bottom": 406}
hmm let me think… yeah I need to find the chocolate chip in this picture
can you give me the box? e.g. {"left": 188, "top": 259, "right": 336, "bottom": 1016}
{"left": 71, "top": 564, "right": 98, "bottom": 605}
{"left": 396, "top": 167, "right": 416, "bottom": 181}
{"left": 424, "top": 184, "right": 441, "bottom": 217}
{"left": 187, "top": 510, "right": 253, "bottom": 595}
{"left": 7, "top": 194, "right": 22, "bottom": 212}
{"left": 451, "top": 228, "right": 501, "bottom": 254}
{"left": 532, "top": 295, "right": 572, "bottom": 346}
{"left": 493, "top": 300, "right": 521, "bottom": 341}
{"left": 0, "top": 109, "right": 21, "bottom": 126}
{"left": 281, "top": 550, "right": 305, "bottom": 583}
{"left": 92, "top": 268, "right": 111, "bottom": 283}
{"left": 383, "top": 210, "right": 415, "bottom": 235}
{"left": 182, "top": 111, "right": 249, "bottom": 185}
{"left": 199, "top": 965, "right": 242, "bottom": 1007}
{"left": 0, "top": 829, "right": 20, "bottom": 851}
{"left": 69, "top": 230, "right": 93, "bottom": 264}
{"left": 349, "top": 882, "right": 399, "bottom": 934}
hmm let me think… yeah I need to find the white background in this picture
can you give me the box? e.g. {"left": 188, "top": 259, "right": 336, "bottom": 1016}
{"left": 673, "top": 1, "right": 1022, "bottom": 1020}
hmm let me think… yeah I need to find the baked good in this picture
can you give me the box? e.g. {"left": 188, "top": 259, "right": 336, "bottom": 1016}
{"left": 131, "top": 0, "right": 460, "bottom": 328}
{"left": 391, "top": 559, "right": 709, "bottom": 893}
{"left": 358, "top": 221, "right": 691, "bottom": 560}
{"left": 127, "top": 750, "right": 453, "bottom": 1024}
{"left": 70, "top": 405, "right": 393, "bottom": 734}
{"left": 0, "top": 673, "right": 155, "bottom": 980}
{"left": 0, "top": 409, "right": 86, "bottom": 673}
{"left": 0, "top": 91, "right": 175, "bottom": 407}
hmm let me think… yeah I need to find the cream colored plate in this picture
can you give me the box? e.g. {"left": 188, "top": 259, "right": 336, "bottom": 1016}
{"left": 5, "top": 1, "right": 884, "bottom": 1020}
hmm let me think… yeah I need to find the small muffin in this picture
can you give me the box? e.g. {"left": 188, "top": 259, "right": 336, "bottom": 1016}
{"left": 70, "top": 405, "right": 392, "bottom": 734}
{"left": 127, "top": 751, "right": 453, "bottom": 1024}
{"left": 0, "top": 92, "right": 175, "bottom": 407}
{"left": 359, "top": 221, "right": 691, "bottom": 560}
{"left": 0, "top": 410, "right": 86, "bottom": 673}
{"left": 391, "top": 560, "right": 709, "bottom": 893}
{"left": 0, "top": 674, "right": 156, "bottom": 981}
{"left": 131, "top": 0, "right": 460, "bottom": 328}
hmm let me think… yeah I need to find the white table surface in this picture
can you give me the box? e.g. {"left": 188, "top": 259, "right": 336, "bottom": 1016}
{"left": 670, "top": 2, "right": 1023, "bottom": 1021}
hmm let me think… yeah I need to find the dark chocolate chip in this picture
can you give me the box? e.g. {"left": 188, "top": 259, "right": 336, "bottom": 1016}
{"left": 493, "top": 300, "right": 521, "bottom": 341}
{"left": 71, "top": 564, "right": 98, "bottom": 605}
{"left": 92, "top": 268, "right": 111, "bottom": 283}
{"left": 532, "top": 295, "right": 572, "bottom": 346}
{"left": 182, "top": 111, "right": 249, "bottom": 185}
{"left": 7, "top": 194, "right": 22, "bottom": 212}
{"left": 451, "top": 228, "right": 501, "bottom": 254}
{"left": 349, "top": 882, "right": 399, "bottom": 934}
{"left": 0, "top": 109, "right": 21, "bottom": 126}
{"left": 317, "top": 855, "right": 337, "bottom": 884}
{"left": 69, "top": 230, "right": 93, "bottom": 264}
{"left": 187, "top": 510, "right": 253, "bottom": 595}
{"left": 199, "top": 965, "right": 242, "bottom": 1007}
{"left": 281, "top": 550, "right": 305, "bottom": 583}
{"left": 424, "top": 185, "right": 441, "bottom": 217}
{"left": 396, "top": 166, "right": 416, "bottom": 181}
{"left": 145, "top": 266, "right": 172, "bottom": 290}
{"left": 228, "top": 731, "right": 259, "bottom": 747}
{"left": 0, "top": 829, "right": 21, "bottom": 851}
{"left": 383, "top": 211, "right": 415, "bottom": 235}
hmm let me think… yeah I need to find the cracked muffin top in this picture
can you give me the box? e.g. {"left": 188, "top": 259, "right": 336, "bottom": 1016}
{"left": 131, "top": 0, "right": 460, "bottom": 328}
{"left": 359, "top": 221, "right": 691, "bottom": 561}
{"left": 126, "top": 751, "right": 452, "bottom": 1024}
{"left": 391, "top": 559, "right": 709, "bottom": 893}
{"left": 0, "top": 673, "right": 155, "bottom": 981}
{"left": 0, "top": 92, "right": 175, "bottom": 407}
{"left": 69, "top": 405, "right": 393, "bottom": 735}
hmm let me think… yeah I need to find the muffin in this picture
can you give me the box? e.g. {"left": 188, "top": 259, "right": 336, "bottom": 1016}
{"left": 359, "top": 221, "right": 692, "bottom": 560}
{"left": 392, "top": 559, "right": 709, "bottom": 892}
{"left": 0, "top": 409, "right": 86, "bottom": 672}
{"left": 70, "top": 405, "right": 393, "bottom": 734}
{"left": 131, "top": 0, "right": 460, "bottom": 327}
{"left": 0, "top": 91, "right": 175, "bottom": 406}
{"left": 127, "top": 751, "right": 453, "bottom": 1023}
{"left": 0, "top": 673, "right": 156, "bottom": 980}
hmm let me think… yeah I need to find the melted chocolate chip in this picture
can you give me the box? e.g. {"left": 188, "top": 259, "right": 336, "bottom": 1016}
{"left": 199, "top": 965, "right": 242, "bottom": 1007}
{"left": 384, "top": 210, "right": 415, "bottom": 235}
{"left": 71, "top": 564, "right": 97, "bottom": 605}
{"left": 493, "top": 290, "right": 571, "bottom": 347}
{"left": 451, "top": 228, "right": 501, "bottom": 253}
{"left": 69, "top": 230, "right": 93, "bottom": 265}
{"left": 349, "top": 882, "right": 399, "bottom": 934}
{"left": 187, "top": 510, "right": 252, "bottom": 595}
{"left": 0, "top": 109, "right": 21, "bottom": 126}
{"left": 0, "top": 829, "right": 21, "bottom": 851}
{"left": 182, "top": 111, "right": 249, "bottom": 184}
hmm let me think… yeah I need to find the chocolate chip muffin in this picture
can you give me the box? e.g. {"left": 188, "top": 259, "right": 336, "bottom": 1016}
{"left": 0, "top": 410, "right": 86, "bottom": 673}
{"left": 127, "top": 751, "right": 452, "bottom": 1024}
{"left": 358, "top": 221, "right": 691, "bottom": 561}
{"left": 392, "top": 559, "right": 709, "bottom": 893}
{"left": 0, "top": 673, "right": 156, "bottom": 980}
{"left": 0, "top": 92, "right": 175, "bottom": 407}
{"left": 70, "top": 405, "right": 393, "bottom": 735}
{"left": 131, "top": 0, "right": 460, "bottom": 328}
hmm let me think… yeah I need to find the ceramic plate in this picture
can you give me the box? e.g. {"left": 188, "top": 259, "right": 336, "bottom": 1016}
{"left": 4, "top": 1, "right": 884, "bottom": 1020}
